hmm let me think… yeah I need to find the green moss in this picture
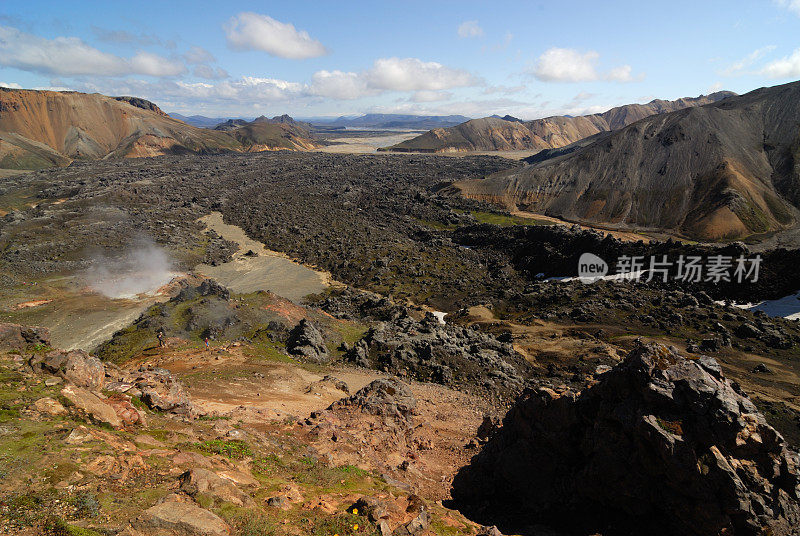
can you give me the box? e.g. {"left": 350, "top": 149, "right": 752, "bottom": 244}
{"left": 470, "top": 210, "right": 548, "bottom": 227}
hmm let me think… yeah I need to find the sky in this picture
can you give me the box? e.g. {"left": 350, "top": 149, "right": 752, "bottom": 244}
{"left": 1, "top": 0, "right": 799, "bottom": 120}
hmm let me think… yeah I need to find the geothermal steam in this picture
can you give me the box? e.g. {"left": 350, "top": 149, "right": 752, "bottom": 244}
{"left": 86, "top": 239, "right": 176, "bottom": 299}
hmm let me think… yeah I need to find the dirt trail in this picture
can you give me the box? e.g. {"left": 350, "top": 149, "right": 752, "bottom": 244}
{"left": 195, "top": 212, "right": 333, "bottom": 302}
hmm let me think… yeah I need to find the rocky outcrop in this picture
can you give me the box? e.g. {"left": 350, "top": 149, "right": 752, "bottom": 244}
{"left": 287, "top": 319, "right": 329, "bottom": 363}
{"left": 0, "top": 322, "right": 50, "bottom": 350}
{"left": 126, "top": 499, "right": 231, "bottom": 536}
{"left": 179, "top": 468, "right": 254, "bottom": 507}
{"left": 343, "top": 311, "right": 530, "bottom": 401}
{"left": 452, "top": 342, "right": 800, "bottom": 536}
{"left": 328, "top": 378, "right": 417, "bottom": 424}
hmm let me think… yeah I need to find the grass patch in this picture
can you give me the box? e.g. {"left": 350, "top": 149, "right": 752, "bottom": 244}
{"left": 470, "top": 210, "right": 548, "bottom": 227}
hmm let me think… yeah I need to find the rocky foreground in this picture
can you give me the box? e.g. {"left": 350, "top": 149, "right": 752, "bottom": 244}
{"left": 452, "top": 342, "right": 800, "bottom": 535}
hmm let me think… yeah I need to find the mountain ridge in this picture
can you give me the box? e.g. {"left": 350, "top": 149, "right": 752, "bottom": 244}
{"left": 453, "top": 81, "right": 800, "bottom": 241}
{"left": 384, "top": 91, "right": 736, "bottom": 153}
{"left": 0, "top": 89, "right": 317, "bottom": 169}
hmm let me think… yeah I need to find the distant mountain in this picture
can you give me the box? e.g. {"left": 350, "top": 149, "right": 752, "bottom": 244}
{"left": 385, "top": 92, "right": 736, "bottom": 153}
{"left": 453, "top": 81, "right": 800, "bottom": 241}
{"left": 314, "top": 113, "right": 471, "bottom": 130}
{"left": 221, "top": 115, "right": 318, "bottom": 151}
{"left": 168, "top": 113, "right": 252, "bottom": 128}
{"left": 0, "top": 89, "right": 319, "bottom": 170}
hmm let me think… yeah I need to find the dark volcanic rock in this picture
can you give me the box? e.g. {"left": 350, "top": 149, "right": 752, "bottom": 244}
{"left": 452, "top": 342, "right": 800, "bottom": 536}
{"left": 328, "top": 378, "right": 416, "bottom": 424}
{"left": 287, "top": 318, "right": 329, "bottom": 363}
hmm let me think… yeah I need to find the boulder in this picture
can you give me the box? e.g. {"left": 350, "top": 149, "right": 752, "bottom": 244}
{"left": 452, "top": 342, "right": 800, "bottom": 536}
{"left": 0, "top": 322, "right": 50, "bottom": 350}
{"left": 328, "top": 378, "right": 416, "bottom": 423}
{"left": 32, "top": 396, "right": 67, "bottom": 416}
{"left": 127, "top": 500, "right": 230, "bottom": 536}
{"left": 61, "top": 385, "right": 122, "bottom": 429}
{"left": 63, "top": 350, "right": 105, "bottom": 390}
{"left": 179, "top": 468, "right": 253, "bottom": 507}
{"left": 287, "top": 319, "right": 329, "bottom": 363}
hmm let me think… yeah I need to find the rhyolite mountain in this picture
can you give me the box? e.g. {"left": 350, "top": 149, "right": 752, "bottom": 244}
{"left": 316, "top": 113, "right": 471, "bottom": 130}
{"left": 453, "top": 80, "right": 800, "bottom": 241}
{"left": 385, "top": 91, "right": 735, "bottom": 153}
{"left": 0, "top": 89, "right": 318, "bottom": 170}
{"left": 219, "top": 115, "right": 319, "bottom": 152}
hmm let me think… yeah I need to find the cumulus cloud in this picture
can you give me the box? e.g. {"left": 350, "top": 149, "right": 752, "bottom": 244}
{"left": 606, "top": 64, "right": 639, "bottom": 82}
{"left": 366, "top": 57, "right": 478, "bottom": 91}
{"left": 224, "top": 12, "right": 327, "bottom": 59}
{"left": 0, "top": 25, "right": 185, "bottom": 77}
{"left": 0, "top": 81, "right": 22, "bottom": 89}
{"left": 310, "top": 70, "right": 372, "bottom": 99}
{"left": 457, "top": 20, "right": 484, "bottom": 38}
{"left": 721, "top": 46, "right": 776, "bottom": 76}
{"left": 760, "top": 48, "right": 800, "bottom": 78}
{"left": 194, "top": 65, "right": 229, "bottom": 80}
{"left": 531, "top": 47, "right": 640, "bottom": 83}
{"left": 184, "top": 46, "right": 216, "bottom": 64}
{"left": 309, "top": 58, "right": 479, "bottom": 99}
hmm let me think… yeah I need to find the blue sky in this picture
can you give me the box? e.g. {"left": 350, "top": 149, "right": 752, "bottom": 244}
{"left": 1, "top": 0, "right": 799, "bottom": 119}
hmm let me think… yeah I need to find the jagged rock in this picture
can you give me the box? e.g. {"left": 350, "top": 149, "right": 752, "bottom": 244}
{"left": 127, "top": 500, "right": 230, "bottom": 535}
{"left": 179, "top": 468, "right": 253, "bottom": 507}
{"left": 287, "top": 319, "right": 329, "bottom": 363}
{"left": 132, "top": 368, "right": 196, "bottom": 416}
{"left": 62, "top": 350, "right": 105, "bottom": 390}
{"left": 392, "top": 507, "right": 429, "bottom": 536}
{"left": 0, "top": 322, "right": 50, "bottom": 350}
{"left": 61, "top": 385, "right": 122, "bottom": 429}
{"left": 452, "top": 342, "right": 800, "bottom": 536}
{"left": 329, "top": 378, "right": 416, "bottom": 423}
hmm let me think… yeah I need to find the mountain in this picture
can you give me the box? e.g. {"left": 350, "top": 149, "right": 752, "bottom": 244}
{"left": 0, "top": 89, "right": 319, "bottom": 170}
{"left": 314, "top": 113, "right": 471, "bottom": 130}
{"left": 221, "top": 115, "right": 319, "bottom": 151}
{"left": 453, "top": 81, "right": 800, "bottom": 241}
{"left": 384, "top": 92, "right": 736, "bottom": 153}
{"left": 168, "top": 113, "right": 252, "bottom": 128}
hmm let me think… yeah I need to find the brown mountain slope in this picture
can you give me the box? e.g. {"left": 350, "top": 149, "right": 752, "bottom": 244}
{"left": 384, "top": 91, "right": 735, "bottom": 153}
{"left": 454, "top": 81, "right": 800, "bottom": 241}
{"left": 226, "top": 115, "right": 320, "bottom": 151}
{"left": 0, "top": 89, "right": 318, "bottom": 170}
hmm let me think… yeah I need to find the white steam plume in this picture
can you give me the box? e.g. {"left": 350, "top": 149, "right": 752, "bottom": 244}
{"left": 85, "top": 239, "right": 176, "bottom": 299}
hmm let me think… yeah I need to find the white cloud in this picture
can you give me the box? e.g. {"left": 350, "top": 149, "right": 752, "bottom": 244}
{"left": 129, "top": 52, "right": 185, "bottom": 77}
{"left": 184, "top": 46, "right": 215, "bottom": 65}
{"left": 760, "top": 48, "right": 800, "bottom": 78}
{"left": 0, "top": 81, "right": 22, "bottom": 89}
{"left": 606, "top": 64, "right": 638, "bottom": 82}
{"left": 708, "top": 81, "right": 724, "bottom": 93}
{"left": 365, "top": 57, "right": 478, "bottom": 91}
{"left": 310, "top": 70, "right": 372, "bottom": 100}
{"left": 457, "top": 20, "right": 484, "bottom": 38}
{"left": 224, "top": 12, "right": 327, "bottom": 59}
{"left": 309, "top": 57, "right": 479, "bottom": 99}
{"left": 532, "top": 48, "right": 599, "bottom": 82}
{"left": 194, "top": 65, "right": 229, "bottom": 80}
{"left": 531, "top": 47, "right": 640, "bottom": 83}
{"left": 0, "top": 25, "right": 185, "bottom": 77}
{"left": 410, "top": 90, "right": 453, "bottom": 102}
{"left": 775, "top": 0, "right": 800, "bottom": 15}
{"left": 721, "top": 46, "right": 776, "bottom": 76}
{"left": 91, "top": 27, "right": 162, "bottom": 46}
